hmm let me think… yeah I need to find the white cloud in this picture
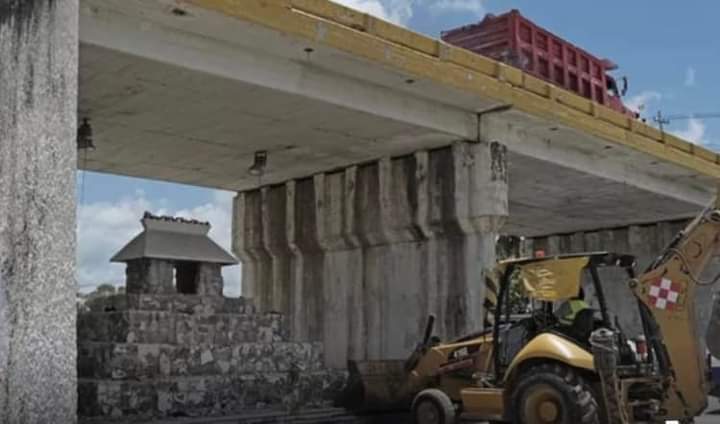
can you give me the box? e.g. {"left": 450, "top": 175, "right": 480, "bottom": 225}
{"left": 429, "top": 0, "right": 486, "bottom": 15}
{"left": 77, "top": 190, "right": 241, "bottom": 297}
{"left": 685, "top": 66, "right": 696, "bottom": 87}
{"left": 333, "top": 0, "right": 486, "bottom": 25}
{"left": 671, "top": 118, "right": 706, "bottom": 145}
{"left": 335, "top": 0, "right": 392, "bottom": 21}
{"left": 625, "top": 90, "right": 662, "bottom": 114}
{"left": 334, "top": 0, "right": 412, "bottom": 24}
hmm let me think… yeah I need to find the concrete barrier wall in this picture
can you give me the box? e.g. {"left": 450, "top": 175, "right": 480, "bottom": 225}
{"left": 233, "top": 142, "right": 509, "bottom": 367}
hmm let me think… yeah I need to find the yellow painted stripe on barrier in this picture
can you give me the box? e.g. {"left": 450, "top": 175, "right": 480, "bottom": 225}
{"left": 523, "top": 74, "right": 551, "bottom": 98}
{"left": 442, "top": 45, "right": 500, "bottom": 79}
{"left": 597, "top": 104, "right": 631, "bottom": 129}
{"left": 291, "top": 0, "right": 367, "bottom": 30}
{"left": 185, "top": 0, "right": 720, "bottom": 178}
{"left": 368, "top": 18, "right": 440, "bottom": 57}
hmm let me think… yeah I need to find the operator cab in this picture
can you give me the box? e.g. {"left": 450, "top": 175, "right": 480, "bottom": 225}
{"left": 491, "top": 252, "right": 638, "bottom": 379}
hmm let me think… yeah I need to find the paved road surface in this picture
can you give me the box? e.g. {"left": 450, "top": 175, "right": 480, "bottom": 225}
{"left": 90, "top": 399, "right": 720, "bottom": 423}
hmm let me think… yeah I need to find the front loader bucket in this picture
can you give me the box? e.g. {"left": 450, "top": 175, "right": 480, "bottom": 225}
{"left": 336, "top": 360, "right": 413, "bottom": 412}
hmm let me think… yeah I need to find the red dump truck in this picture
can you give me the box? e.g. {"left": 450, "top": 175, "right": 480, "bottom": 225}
{"left": 442, "top": 9, "right": 638, "bottom": 118}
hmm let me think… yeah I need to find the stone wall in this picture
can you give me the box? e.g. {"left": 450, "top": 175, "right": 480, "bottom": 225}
{"left": 77, "top": 295, "right": 344, "bottom": 419}
{"left": 233, "top": 141, "right": 508, "bottom": 367}
{"left": 0, "top": 1, "right": 79, "bottom": 422}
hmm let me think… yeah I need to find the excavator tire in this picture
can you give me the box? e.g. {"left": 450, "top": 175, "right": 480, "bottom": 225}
{"left": 411, "top": 388, "right": 456, "bottom": 424}
{"left": 510, "top": 362, "right": 599, "bottom": 424}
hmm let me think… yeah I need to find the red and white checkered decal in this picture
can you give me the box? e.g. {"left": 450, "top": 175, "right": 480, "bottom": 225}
{"left": 648, "top": 277, "right": 683, "bottom": 311}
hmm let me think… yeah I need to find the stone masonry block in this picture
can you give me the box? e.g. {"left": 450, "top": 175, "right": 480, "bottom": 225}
{"left": 173, "top": 295, "right": 204, "bottom": 315}
{"left": 77, "top": 380, "right": 101, "bottom": 417}
{"left": 127, "top": 311, "right": 175, "bottom": 344}
{"left": 213, "top": 316, "right": 231, "bottom": 346}
{"left": 222, "top": 297, "right": 255, "bottom": 314}
{"left": 123, "top": 382, "right": 157, "bottom": 418}
{"left": 175, "top": 314, "right": 196, "bottom": 345}
{"left": 194, "top": 315, "right": 218, "bottom": 345}
{"left": 96, "top": 380, "right": 124, "bottom": 418}
{"left": 78, "top": 312, "right": 129, "bottom": 343}
{"left": 126, "top": 294, "right": 173, "bottom": 311}
{"left": 196, "top": 263, "right": 223, "bottom": 297}
{"left": 170, "top": 346, "right": 192, "bottom": 377}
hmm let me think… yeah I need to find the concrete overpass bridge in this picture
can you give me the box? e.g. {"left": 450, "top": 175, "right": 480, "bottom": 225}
{"left": 2, "top": 0, "right": 720, "bottom": 421}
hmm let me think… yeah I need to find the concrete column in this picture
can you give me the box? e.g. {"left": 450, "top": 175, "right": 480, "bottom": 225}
{"left": 525, "top": 220, "right": 716, "bottom": 344}
{"left": 233, "top": 141, "right": 508, "bottom": 367}
{"left": 0, "top": 1, "right": 79, "bottom": 422}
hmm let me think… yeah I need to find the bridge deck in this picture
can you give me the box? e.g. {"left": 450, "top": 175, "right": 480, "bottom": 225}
{"left": 78, "top": 0, "right": 719, "bottom": 235}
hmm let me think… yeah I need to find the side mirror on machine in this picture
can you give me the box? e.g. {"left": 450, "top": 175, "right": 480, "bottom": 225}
{"left": 620, "top": 76, "right": 628, "bottom": 97}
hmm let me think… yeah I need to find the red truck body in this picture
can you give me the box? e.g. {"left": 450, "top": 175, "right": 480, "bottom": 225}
{"left": 441, "top": 9, "right": 636, "bottom": 117}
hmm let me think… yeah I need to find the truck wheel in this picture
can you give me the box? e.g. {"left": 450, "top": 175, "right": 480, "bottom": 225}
{"left": 412, "top": 388, "right": 456, "bottom": 424}
{"left": 510, "top": 363, "right": 599, "bottom": 424}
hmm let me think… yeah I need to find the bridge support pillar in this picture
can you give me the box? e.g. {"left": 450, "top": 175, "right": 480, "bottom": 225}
{"left": 0, "top": 1, "right": 79, "bottom": 423}
{"left": 233, "top": 141, "right": 508, "bottom": 367}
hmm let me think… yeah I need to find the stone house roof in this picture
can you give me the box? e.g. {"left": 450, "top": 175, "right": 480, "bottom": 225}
{"left": 111, "top": 212, "right": 238, "bottom": 265}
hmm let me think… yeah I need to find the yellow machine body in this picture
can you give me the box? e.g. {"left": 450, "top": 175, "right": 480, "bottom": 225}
{"left": 343, "top": 198, "right": 720, "bottom": 423}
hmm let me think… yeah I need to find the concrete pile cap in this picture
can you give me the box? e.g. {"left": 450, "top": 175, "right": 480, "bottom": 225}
{"left": 110, "top": 212, "right": 238, "bottom": 265}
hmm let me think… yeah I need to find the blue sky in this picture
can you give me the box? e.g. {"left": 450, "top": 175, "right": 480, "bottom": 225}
{"left": 77, "top": 0, "right": 718, "bottom": 294}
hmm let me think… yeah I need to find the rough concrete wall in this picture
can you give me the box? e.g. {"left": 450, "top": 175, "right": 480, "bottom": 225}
{"left": 77, "top": 295, "right": 344, "bottom": 418}
{"left": 525, "top": 220, "right": 717, "bottom": 345}
{"left": 233, "top": 141, "right": 508, "bottom": 367}
{"left": 0, "top": 1, "right": 78, "bottom": 422}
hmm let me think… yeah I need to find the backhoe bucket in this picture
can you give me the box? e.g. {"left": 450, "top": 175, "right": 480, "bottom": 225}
{"left": 336, "top": 360, "right": 413, "bottom": 411}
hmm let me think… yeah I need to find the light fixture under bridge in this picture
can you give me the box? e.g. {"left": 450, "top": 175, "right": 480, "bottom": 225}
{"left": 248, "top": 150, "right": 267, "bottom": 177}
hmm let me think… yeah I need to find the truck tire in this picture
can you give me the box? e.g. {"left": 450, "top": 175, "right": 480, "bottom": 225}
{"left": 412, "top": 388, "right": 456, "bottom": 424}
{"left": 510, "top": 362, "right": 599, "bottom": 424}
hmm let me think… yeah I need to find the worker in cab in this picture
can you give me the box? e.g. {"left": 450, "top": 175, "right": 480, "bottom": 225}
{"left": 556, "top": 287, "right": 590, "bottom": 327}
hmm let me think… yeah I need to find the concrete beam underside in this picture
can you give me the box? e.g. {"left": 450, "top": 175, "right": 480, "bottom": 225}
{"left": 0, "top": 1, "right": 79, "bottom": 423}
{"left": 77, "top": 0, "right": 712, "bottom": 223}
{"left": 233, "top": 141, "right": 508, "bottom": 367}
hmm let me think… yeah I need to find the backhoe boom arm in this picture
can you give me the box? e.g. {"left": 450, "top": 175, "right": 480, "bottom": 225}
{"left": 631, "top": 201, "right": 720, "bottom": 419}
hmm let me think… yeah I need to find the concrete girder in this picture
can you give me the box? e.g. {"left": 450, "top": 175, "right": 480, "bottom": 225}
{"left": 481, "top": 112, "right": 712, "bottom": 209}
{"left": 79, "top": 2, "right": 478, "bottom": 143}
{"left": 77, "top": 0, "right": 717, "bottom": 238}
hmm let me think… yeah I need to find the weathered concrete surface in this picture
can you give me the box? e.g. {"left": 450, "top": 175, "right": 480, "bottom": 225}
{"left": 525, "top": 219, "right": 717, "bottom": 347}
{"left": 75, "top": 0, "right": 717, "bottom": 241}
{"left": 0, "top": 1, "right": 79, "bottom": 422}
{"left": 233, "top": 141, "right": 508, "bottom": 367}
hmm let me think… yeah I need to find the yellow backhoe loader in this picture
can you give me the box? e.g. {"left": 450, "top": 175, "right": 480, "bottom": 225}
{"left": 341, "top": 198, "right": 720, "bottom": 423}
